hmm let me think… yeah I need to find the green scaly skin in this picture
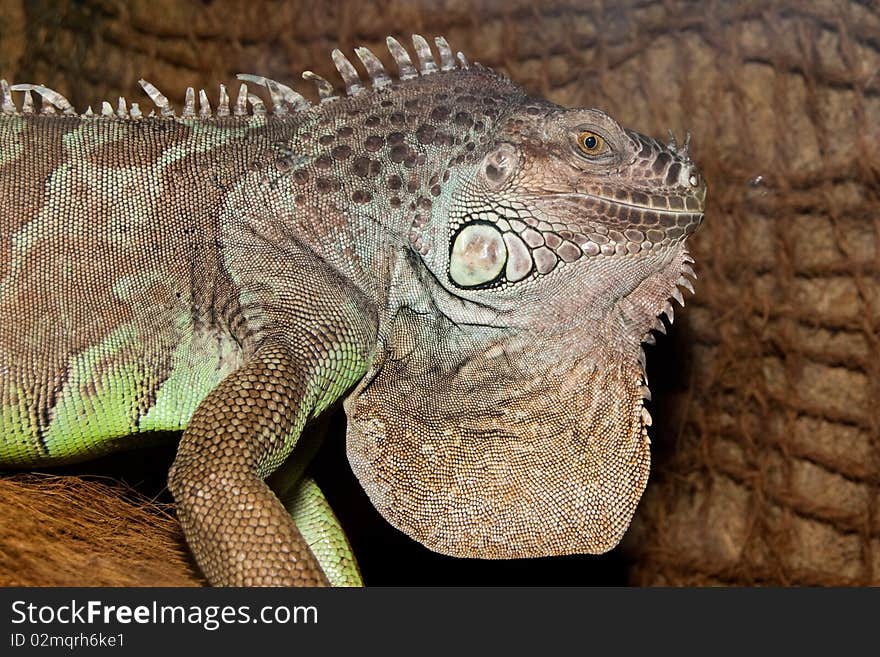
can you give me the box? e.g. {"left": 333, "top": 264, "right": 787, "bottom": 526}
{"left": 0, "top": 35, "right": 706, "bottom": 585}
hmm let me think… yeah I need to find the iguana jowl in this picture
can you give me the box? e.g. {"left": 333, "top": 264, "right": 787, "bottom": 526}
{"left": 0, "top": 35, "right": 706, "bottom": 586}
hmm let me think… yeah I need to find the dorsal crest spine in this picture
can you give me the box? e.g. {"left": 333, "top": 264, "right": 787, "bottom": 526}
{"left": 0, "top": 35, "right": 489, "bottom": 120}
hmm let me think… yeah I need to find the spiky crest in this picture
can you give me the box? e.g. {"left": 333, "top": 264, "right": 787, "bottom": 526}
{"left": 0, "top": 35, "right": 488, "bottom": 121}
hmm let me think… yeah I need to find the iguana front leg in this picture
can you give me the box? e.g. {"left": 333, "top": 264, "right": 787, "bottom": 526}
{"left": 169, "top": 340, "right": 343, "bottom": 586}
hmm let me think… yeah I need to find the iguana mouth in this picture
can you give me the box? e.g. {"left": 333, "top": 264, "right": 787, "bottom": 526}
{"left": 530, "top": 192, "right": 705, "bottom": 247}
{"left": 582, "top": 194, "right": 705, "bottom": 217}
{"left": 545, "top": 190, "right": 705, "bottom": 214}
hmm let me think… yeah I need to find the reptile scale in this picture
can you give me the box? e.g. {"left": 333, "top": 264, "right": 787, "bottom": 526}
{"left": 0, "top": 35, "right": 706, "bottom": 586}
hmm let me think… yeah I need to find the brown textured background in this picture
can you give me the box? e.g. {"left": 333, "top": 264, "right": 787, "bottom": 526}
{"left": 0, "top": 0, "right": 878, "bottom": 586}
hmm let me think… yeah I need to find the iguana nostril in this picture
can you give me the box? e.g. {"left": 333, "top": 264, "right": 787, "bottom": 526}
{"left": 686, "top": 167, "right": 705, "bottom": 189}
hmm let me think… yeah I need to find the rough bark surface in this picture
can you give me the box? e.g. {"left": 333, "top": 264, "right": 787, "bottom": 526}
{"left": 1, "top": 0, "right": 877, "bottom": 586}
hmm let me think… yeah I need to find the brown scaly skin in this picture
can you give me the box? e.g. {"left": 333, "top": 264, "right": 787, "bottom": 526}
{"left": 171, "top": 343, "right": 331, "bottom": 586}
{"left": 0, "top": 36, "right": 705, "bottom": 585}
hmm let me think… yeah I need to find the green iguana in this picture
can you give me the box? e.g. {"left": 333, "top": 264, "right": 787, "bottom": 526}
{"left": 0, "top": 35, "right": 706, "bottom": 586}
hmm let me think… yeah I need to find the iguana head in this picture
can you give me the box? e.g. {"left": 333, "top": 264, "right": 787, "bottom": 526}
{"left": 345, "top": 44, "right": 706, "bottom": 559}
{"left": 445, "top": 106, "right": 704, "bottom": 291}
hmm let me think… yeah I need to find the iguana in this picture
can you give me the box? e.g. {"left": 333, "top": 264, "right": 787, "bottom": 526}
{"left": 0, "top": 35, "right": 706, "bottom": 586}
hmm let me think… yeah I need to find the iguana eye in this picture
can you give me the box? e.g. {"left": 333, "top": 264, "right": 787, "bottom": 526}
{"left": 449, "top": 223, "right": 507, "bottom": 287}
{"left": 577, "top": 130, "right": 606, "bottom": 156}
